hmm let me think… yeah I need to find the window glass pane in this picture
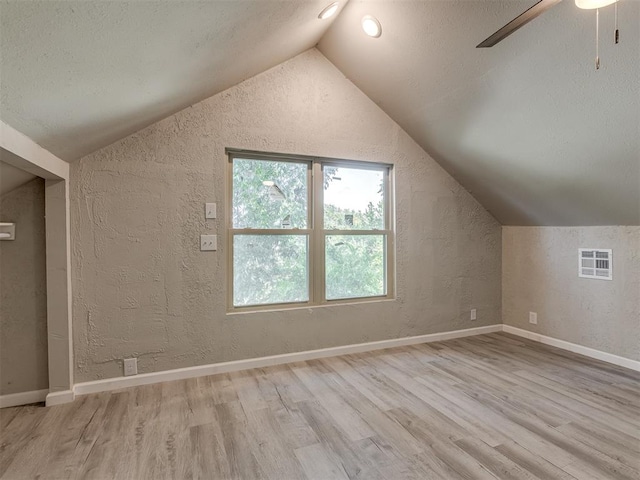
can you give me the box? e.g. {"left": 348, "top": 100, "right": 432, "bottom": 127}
{"left": 325, "top": 235, "right": 385, "bottom": 300}
{"left": 233, "top": 158, "right": 308, "bottom": 229}
{"left": 324, "top": 166, "right": 384, "bottom": 230}
{"left": 233, "top": 235, "right": 308, "bottom": 307}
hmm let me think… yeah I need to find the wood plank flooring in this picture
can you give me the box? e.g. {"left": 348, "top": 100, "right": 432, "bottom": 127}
{"left": 1, "top": 332, "right": 639, "bottom": 479}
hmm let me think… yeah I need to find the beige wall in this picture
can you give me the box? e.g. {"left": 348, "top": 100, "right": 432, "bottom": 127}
{"left": 71, "top": 49, "right": 501, "bottom": 382}
{"left": 0, "top": 178, "right": 49, "bottom": 395}
{"left": 503, "top": 226, "right": 640, "bottom": 361}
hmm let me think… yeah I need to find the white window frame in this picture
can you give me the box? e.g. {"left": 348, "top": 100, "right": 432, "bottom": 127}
{"left": 227, "top": 149, "right": 395, "bottom": 312}
{"left": 578, "top": 248, "right": 612, "bottom": 280}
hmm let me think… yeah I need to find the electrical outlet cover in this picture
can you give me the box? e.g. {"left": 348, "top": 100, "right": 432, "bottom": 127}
{"left": 529, "top": 312, "right": 538, "bottom": 325}
{"left": 124, "top": 358, "right": 138, "bottom": 376}
{"left": 200, "top": 234, "right": 217, "bottom": 251}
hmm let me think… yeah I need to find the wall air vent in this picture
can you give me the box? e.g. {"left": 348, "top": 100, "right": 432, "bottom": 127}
{"left": 579, "top": 248, "right": 612, "bottom": 280}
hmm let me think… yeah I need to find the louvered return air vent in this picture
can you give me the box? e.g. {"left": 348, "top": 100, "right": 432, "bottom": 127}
{"left": 579, "top": 249, "right": 612, "bottom": 280}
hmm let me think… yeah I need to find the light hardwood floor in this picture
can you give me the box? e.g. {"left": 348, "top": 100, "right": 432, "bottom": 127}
{"left": 1, "top": 332, "right": 639, "bottom": 479}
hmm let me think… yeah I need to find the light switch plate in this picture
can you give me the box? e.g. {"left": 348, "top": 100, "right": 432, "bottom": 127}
{"left": 205, "top": 203, "right": 217, "bottom": 219}
{"left": 200, "top": 234, "right": 217, "bottom": 251}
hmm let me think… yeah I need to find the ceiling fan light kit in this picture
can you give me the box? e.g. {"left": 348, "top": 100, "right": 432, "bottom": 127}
{"left": 477, "top": 0, "right": 620, "bottom": 70}
{"left": 575, "top": 0, "right": 617, "bottom": 9}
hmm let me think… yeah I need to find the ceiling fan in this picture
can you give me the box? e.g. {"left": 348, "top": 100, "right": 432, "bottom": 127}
{"left": 477, "top": 0, "right": 619, "bottom": 49}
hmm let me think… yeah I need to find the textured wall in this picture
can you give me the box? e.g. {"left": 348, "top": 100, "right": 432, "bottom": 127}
{"left": 71, "top": 49, "right": 501, "bottom": 382}
{"left": 0, "top": 178, "right": 49, "bottom": 395}
{"left": 503, "top": 226, "right": 640, "bottom": 360}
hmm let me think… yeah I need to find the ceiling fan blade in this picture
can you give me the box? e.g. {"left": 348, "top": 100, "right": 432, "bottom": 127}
{"left": 476, "top": 0, "right": 563, "bottom": 48}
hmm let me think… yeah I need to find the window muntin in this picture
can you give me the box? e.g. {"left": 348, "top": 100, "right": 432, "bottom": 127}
{"left": 229, "top": 151, "right": 393, "bottom": 310}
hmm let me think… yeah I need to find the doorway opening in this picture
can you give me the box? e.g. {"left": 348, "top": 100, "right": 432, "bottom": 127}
{"left": 0, "top": 162, "right": 48, "bottom": 406}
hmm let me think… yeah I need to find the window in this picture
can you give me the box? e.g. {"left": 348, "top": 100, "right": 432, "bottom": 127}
{"left": 228, "top": 150, "right": 394, "bottom": 310}
{"left": 579, "top": 248, "right": 612, "bottom": 280}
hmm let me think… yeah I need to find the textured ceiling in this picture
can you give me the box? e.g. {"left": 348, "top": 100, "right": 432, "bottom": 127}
{"left": 0, "top": 0, "right": 346, "bottom": 161}
{"left": 1, "top": 0, "right": 638, "bottom": 225}
{"left": 319, "top": 0, "right": 639, "bottom": 225}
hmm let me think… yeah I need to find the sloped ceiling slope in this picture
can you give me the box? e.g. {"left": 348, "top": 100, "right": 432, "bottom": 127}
{"left": 0, "top": 0, "right": 346, "bottom": 161}
{"left": 319, "top": 0, "right": 639, "bottom": 226}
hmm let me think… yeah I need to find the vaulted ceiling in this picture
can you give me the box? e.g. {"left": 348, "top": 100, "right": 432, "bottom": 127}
{"left": 319, "top": 0, "right": 639, "bottom": 226}
{"left": 0, "top": 0, "right": 346, "bottom": 159}
{"left": 1, "top": 0, "right": 638, "bottom": 225}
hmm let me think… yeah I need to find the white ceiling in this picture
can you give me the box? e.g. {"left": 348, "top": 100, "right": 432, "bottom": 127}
{"left": 319, "top": 0, "right": 639, "bottom": 225}
{"left": 0, "top": 0, "right": 346, "bottom": 161}
{"left": 1, "top": 0, "right": 638, "bottom": 225}
{"left": 0, "top": 160, "right": 36, "bottom": 197}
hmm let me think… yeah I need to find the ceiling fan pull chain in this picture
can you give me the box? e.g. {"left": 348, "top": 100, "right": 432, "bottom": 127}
{"left": 614, "top": 1, "right": 619, "bottom": 44}
{"left": 596, "top": 8, "right": 600, "bottom": 70}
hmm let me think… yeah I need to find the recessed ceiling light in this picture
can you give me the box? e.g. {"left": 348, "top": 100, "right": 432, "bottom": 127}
{"left": 318, "top": 2, "right": 339, "bottom": 20}
{"left": 262, "top": 180, "right": 275, "bottom": 187}
{"left": 362, "top": 15, "right": 382, "bottom": 38}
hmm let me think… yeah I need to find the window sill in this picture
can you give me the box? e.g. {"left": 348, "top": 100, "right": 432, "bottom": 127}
{"left": 226, "top": 297, "right": 397, "bottom": 316}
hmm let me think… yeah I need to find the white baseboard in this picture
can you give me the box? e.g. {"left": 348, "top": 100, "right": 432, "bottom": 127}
{"left": 502, "top": 325, "right": 640, "bottom": 372}
{"left": 45, "top": 389, "right": 75, "bottom": 407}
{"left": 74, "top": 324, "right": 502, "bottom": 396}
{"left": 10, "top": 324, "right": 636, "bottom": 406}
{"left": 0, "top": 389, "right": 48, "bottom": 408}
